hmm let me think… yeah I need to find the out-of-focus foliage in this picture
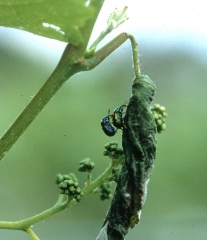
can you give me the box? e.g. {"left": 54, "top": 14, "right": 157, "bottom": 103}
{"left": 0, "top": 0, "right": 95, "bottom": 45}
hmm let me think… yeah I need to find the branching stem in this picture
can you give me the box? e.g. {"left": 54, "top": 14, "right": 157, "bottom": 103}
{"left": 0, "top": 44, "right": 85, "bottom": 161}
{"left": 0, "top": 33, "right": 140, "bottom": 162}
{"left": 25, "top": 228, "right": 40, "bottom": 240}
{"left": 55, "top": 193, "right": 65, "bottom": 205}
{"left": 0, "top": 154, "right": 124, "bottom": 235}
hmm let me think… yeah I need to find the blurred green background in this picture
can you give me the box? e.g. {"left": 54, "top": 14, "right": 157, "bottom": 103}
{"left": 0, "top": 1, "right": 207, "bottom": 239}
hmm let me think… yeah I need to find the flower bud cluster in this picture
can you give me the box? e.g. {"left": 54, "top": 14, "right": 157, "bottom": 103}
{"left": 103, "top": 141, "right": 123, "bottom": 159}
{"left": 78, "top": 158, "right": 95, "bottom": 173}
{"left": 111, "top": 168, "right": 120, "bottom": 183}
{"left": 56, "top": 173, "right": 83, "bottom": 202}
{"left": 99, "top": 182, "right": 113, "bottom": 201}
{"left": 151, "top": 104, "right": 168, "bottom": 133}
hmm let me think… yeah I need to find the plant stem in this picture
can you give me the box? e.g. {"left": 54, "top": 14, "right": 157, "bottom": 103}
{"left": 83, "top": 154, "right": 124, "bottom": 197}
{"left": 0, "top": 33, "right": 140, "bottom": 161}
{"left": 84, "top": 33, "right": 141, "bottom": 78}
{"left": 0, "top": 201, "right": 68, "bottom": 230}
{"left": 86, "top": 172, "right": 92, "bottom": 184}
{"left": 89, "top": 27, "right": 111, "bottom": 50}
{"left": 0, "top": 44, "right": 84, "bottom": 161}
{"left": 0, "top": 1, "right": 104, "bottom": 162}
{"left": 0, "top": 155, "right": 125, "bottom": 232}
{"left": 25, "top": 228, "right": 40, "bottom": 240}
{"left": 84, "top": 33, "right": 129, "bottom": 70}
{"left": 83, "top": 164, "right": 112, "bottom": 196}
{"left": 55, "top": 193, "right": 65, "bottom": 205}
{"left": 127, "top": 34, "right": 141, "bottom": 77}
{"left": 88, "top": 6, "right": 128, "bottom": 51}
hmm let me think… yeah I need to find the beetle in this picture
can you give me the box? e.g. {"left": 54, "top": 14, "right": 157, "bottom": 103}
{"left": 101, "top": 111, "right": 116, "bottom": 137}
{"left": 101, "top": 103, "right": 127, "bottom": 137}
{"left": 112, "top": 103, "right": 127, "bottom": 129}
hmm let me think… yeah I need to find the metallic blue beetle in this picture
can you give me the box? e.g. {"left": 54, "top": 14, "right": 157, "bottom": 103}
{"left": 101, "top": 114, "right": 116, "bottom": 137}
{"left": 101, "top": 103, "right": 127, "bottom": 136}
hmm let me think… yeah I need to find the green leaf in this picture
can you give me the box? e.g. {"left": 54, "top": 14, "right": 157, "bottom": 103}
{"left": 0, "top": 0, "right": 96, "bottom": 46}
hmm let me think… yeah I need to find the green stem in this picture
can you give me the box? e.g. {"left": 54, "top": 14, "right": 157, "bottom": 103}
{"left": 127, "top": 34, "right": 141, "bottom": 77}
{"left": 83, "top": 154, "right": 124, "bottom": 196}
{"left": 0, "top": 32, "right": 140, "bottom": 161}
{"left": 84, "top": 33, "right": 140, "bottom": 77}
{"left": 55, "top": 193, "right": 65, "bottom": 205}
{"left": 0, "top": 155, "right": 124, "bottom": 233}
{"left": 86, "top": 172, "right": 92, "bottom": 184}
{"left": 25, "top": 228, "right": 40, "bottom": 240}
{"left": 0, "top": 44, "right": 84, "bottom": 161}
{"left": 83, "top": 164, "right": 112, "bottom": 196}
{"left": 89, "top": 28, "right": 111, "bottom": 50}
{"left": 0, "top": 201, "right": 68, "bottom": 230}
{"left": 84, "top": 33, "right": 129, "bottom": 70}
{"left": 0, "top": 0, "right": 104, "bottom": 162}
{"left": 88, "top": 6, "right": 128, "bottom": 51}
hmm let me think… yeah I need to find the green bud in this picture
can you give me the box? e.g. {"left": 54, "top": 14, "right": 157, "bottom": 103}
{"left": 90, "top": 162, "right": 95, "bottom": 169}
{"left": 60, "top": 189, "right": 65, "bottom": 194}
{"left": 103, "top": 150, "right": 109, "bottom": 156}
{"left": 104, "top": 143, "right": 111, "bottom": 150}
{"left": 67, "top": 179, "right": 74, "bottom": 186}
{"left": 153, "top": 113, "right": 159, "bottom": 119}
{"left": 108, "top": 194, "right": 112, "bottom": 199}
{"left": 158, "top": 113, "right": 163, "bottom": 119}
{"left": 64, "top": 190, "right": 69, "bottom": 195}
{"left": 56, "top": 173, "right": 64, "bottom": 184}
{"left": 78, "top": 165, "right": 85, "bottom": 171}
{"left": 157, "top": 119, "right": 163, "bottom": 126}
{"left": 116, "top": 147, "right": 123, "bottom": 153}
{"left": 74, "top": 182, "right": 79, "bottom": 188}
{"left": 59, "top": 181, "right": 68, "bottom": 189}
{"left": 75, "top": 187, "right": 81, "bottom": 194}
{"left": 161, "top": 124, "right": 166, "bottom": 130}
{"left": 160, "top": 106, "right": 165, "bottom": 112}
{"left": 152, "top": 103, "right": 168, "bottom": 133}
{"left": 111, "top": 151, "right": 116, "bottom": 156}
{"left": 76, "top": 195, "right": 81, "bottom": 202}
{"left": 110, "top": 144, "right": 117, "bottom": 150}
{"left": 79, "top": 158, "right": 95, "bottom": 172}
{"left": 68, "top": 173, "right": 78, "bottom": 183}
{"left": 84, "top": 46, "right": 96, "bottom": 58}
{"left": 69, "top": 186, "right": 75, "bottom": 193}
{"left": 153, "top": 103, "right": 160, "bottom": 109}
{"left": 63, "top": 174, "right": 70, "bottom": 180}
